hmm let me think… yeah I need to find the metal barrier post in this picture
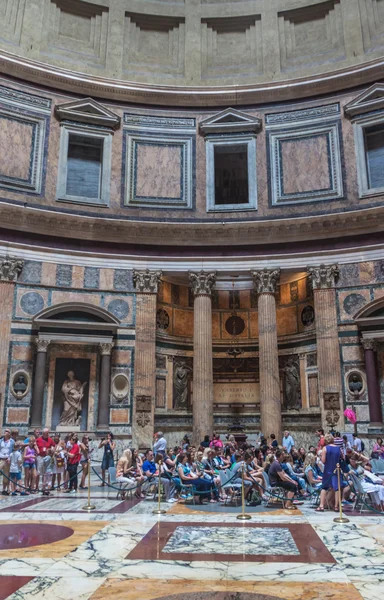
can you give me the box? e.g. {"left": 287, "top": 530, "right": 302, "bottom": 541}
{"left": 333, "top": 463, "right": 349, "bottom": 524}
{"left": 153, "top": 460, "right": 166, "bottom": 515}
{"left": 82, "top": 459, "right": 96, "bottom": 512}
{"left": 236, "top": 463, "right": 251, "bottom": 521}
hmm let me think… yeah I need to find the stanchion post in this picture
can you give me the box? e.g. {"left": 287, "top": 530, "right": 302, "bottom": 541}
{"left": 333, "top": 463, "right": 349, "bottom": 524}
{"left": 82, "top": 459, "right": 96, "bottom": 512}
{"left": 153, "top": 459, "right": 166, "bottom": 515}
{"left": 236, "top": 463, "right": 251, "bottom": 521}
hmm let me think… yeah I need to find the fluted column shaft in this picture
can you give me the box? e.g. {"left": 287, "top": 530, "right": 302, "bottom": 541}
{"left": 31, "top": 340, "right": 50, "bottom": 427}
{"left": 252, "top": 268, "right": 281, "bottom": 443}
{"left": 133, "top": 270, "right": 162, "bottom": 450}
{"left": 308, "top": 265, "right": 342, "bottom": 429}
{"left": 362, "top": 340, "right": 383, "bottom": 427}
{"left": 0, "top": 258, "right": 23, "bottom": 428}
{"left": 190, "top": 271, "right": 216, "bottom": 446}
{"left": 98, "top": 343, "right": 113, "bottom": 428}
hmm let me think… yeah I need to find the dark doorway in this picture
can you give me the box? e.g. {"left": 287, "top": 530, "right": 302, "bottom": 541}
{"left": 214, "top": 144, "right": 249, "bottom": 205}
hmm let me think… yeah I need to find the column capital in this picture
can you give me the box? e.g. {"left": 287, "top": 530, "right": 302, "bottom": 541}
{"left": 35, "top": 339, "right": 50, "bottom": 353}
{"left": 252, "top": 268, "right": 280, "bottom": 294}
{"left": 361, "top": 337, "right": 377, "bottom": 351}
{"left": 99, "top": 342, "right": 114, "bottom": 356}
{"left": 0, "top": 257, "right": 24, "bottom": 283}
{"left": 133, "top": 269, "right": 162, "bottom": 294}
{"left": 189, "top": 270, "right": 217, "bottom": 297}
{"left": 307, "top": 264, "right": 339, "bottom": 289}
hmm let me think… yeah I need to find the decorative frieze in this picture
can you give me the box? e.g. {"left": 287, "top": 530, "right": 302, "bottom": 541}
{"left": 307, "top": 264, "right": 339, "bottom": 289}
{"left": 0, "top": 257, "right": 24, "bottom": 282}
{"left": 252, "top": 268, "right": 280, "bottom": 294}
{"left": 189, "top": 271, "right": 217, "bottom": 297}
{"left": 266, "top": 103, "right": 340, "bottom": 127}
{"left": 133, "top": 269, "right": 162, "bottom": 294}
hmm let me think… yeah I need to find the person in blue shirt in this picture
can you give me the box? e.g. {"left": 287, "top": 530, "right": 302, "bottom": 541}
{"left": 142, "top": 450, "right": 175, "bottom": 503}
{"left": 282, "top": 431, "right": 295, "bottom": 454}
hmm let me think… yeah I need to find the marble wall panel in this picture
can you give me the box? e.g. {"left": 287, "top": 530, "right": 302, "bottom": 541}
{"left": 136, "top": 143, "right": 182, "bottom": 199}
{"left": 19, "top": 261, "right": 42, "bottom": 285}
{"left": 173, "top": 308, "right": 193, "bottom": 337}
{"left": 218, "top": 291, "right": 229, "bottom": 310}
{"left": 337, "top": 263, "right": 360, "bottom": 286}
{"left": 104, "top": 294, "right": 134, "bottom": 325}
{"left": 178, "top": 285, "right": 189, "bottom": 307}
{"left": 279, "top": 283, "right": 291, "bottom": 305}
{"left": 114, "top": 269, "right": 133, "bottom": 292}
{"left": 0, "top": 117, "right": 32, "bottom": 180}
{"left": 277, "top": 306, "right": 297, "bottom": 336}
{"left": 84, "top": 267, "right": 100, "bottom": 290}
{"left": 6, "top": 407, "right": 29, "bottom": 423}
{"left": 249, "top": 311, "right": 259, "bottom": 338}
{"left": 239, "top": 290, "right": 251, "bottom": 309}
{"left": 110, "top": 408, "right": 129, "bottom": 424}
{"left": 113, "top": 349, "right": 132, "bottom": 365}
{"left": 15, "top": 288, "right": 49, "bottom": 319}
{"left": 359, "top": 261, "right": 375, "bottom": 284}
{"left": 342, "top": 344, "right": 364, "bottom": 362}
{"left": 212, "top": 311, "right": 220, "bottom": 339}
{"left": 72, "top": 266, "right": 84, "bottom": 289}
{"left": 12, "top": 345, "right": 33, "bottom": 362}
{"left": 41, "top": 263, "right": 56, "bottom": 287}
{"left": 337, "top": 288, "right": 371, "bottom": 322}
{"left": 281, "top": 135, "right": 330, "bottom": 195}
{"left": 50, "top": 290, "right": 100, "bottom": 307}
{"left": 373, "top": 287, "right": 384, "bottom": 300}
{"left": 56, "top": 264, "right": 72, "bottom": 287}
{"left": 99, "top": 268, "right": 114, "bottom": 291}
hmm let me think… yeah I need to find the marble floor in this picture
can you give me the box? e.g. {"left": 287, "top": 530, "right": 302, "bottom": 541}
{"left": 0, "top": 474, "right": 382, "bottom": 599}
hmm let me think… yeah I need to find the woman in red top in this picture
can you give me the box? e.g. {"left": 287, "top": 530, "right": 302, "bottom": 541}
{"left": 64, "top": 435, "right": 81, "bottom": 493}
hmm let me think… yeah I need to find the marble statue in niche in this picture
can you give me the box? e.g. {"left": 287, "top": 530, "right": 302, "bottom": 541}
{"left": 173, "top": 360, "right": 192, "bottom": 410}
{"left": 282, "top": 357, "right": 301, "bottom": 410}
{"left": 58, "top": 371, "right": 87, "bottom": 426}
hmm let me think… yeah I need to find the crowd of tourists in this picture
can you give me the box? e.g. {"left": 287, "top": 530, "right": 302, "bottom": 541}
{"left": 0, "top": 426, "right": 383, "bottom": 511}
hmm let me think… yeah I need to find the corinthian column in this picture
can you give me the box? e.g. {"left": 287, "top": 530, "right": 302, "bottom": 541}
{"left": 0, "top": 257, "right": 24, "bottom": 428}
{"left": 132, "top": 269, "right": 162, "bottom": 450}
{"left": 189, "top": 271, "right": 216, "bottom": 446}
{"left": 31, "top": 339, "right": 50, "bottom": 427}
{"left": 307, "top": 264, "right": 342, "bottom": 429}
{"left": 252, "top": 268, "right": 281, "bottom": 443}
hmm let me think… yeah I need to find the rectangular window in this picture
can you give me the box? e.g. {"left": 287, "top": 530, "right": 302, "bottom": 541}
{"left": 214, "top": 144, "right": 249, "bottom": 205}
{"left": 66, "top": 134, "right": 103, "bottom": 199}
{"left": 364, "top": 124, "right": 384, "bottom": 190}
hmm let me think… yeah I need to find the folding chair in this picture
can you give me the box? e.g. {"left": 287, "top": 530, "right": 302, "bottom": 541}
{"left": 262, "top": 471, "right": 286, "bottom": 508}
{"left": 219, "top": 469, "right": 242, "bottom": 506}
{"left": 349, "top": 472, "right": 376, "bottom": 513}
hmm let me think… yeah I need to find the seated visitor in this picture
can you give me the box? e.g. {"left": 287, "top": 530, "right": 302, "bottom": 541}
{"left": 209, "top": 433, "right": 224, "bottom": 450}
{"left": 270, "top": 434, "right": 278, "bottom": 449}
{"left": 142, "top": 449, "right": 175, "bottom": 503}
{"left": 304, "top": 453, "right": 322, "bottom": 490}
{"left": 282, "top": 453, "right": 307, "bottom": 496}
{"left": 177, "top": 452, "right": 212, "bottom": 504}
{"left": 348, "top": 454, "right": 384, "bottom": 510}
{"left": 372, "top": 437, "right": 384, "bottom": 459}
{"left": 116, "top": 449, "right": 137, "bottom": 499}
{"left": 268, "top": 448, "right": 298, "bottom": 510}
{"left": 200, "top": 435, "right": 210, "bottom": 449}
{"left": 194, "top": 450, "right": 221, "bottom": 501}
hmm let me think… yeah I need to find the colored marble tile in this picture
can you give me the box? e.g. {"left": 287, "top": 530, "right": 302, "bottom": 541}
{"left": 163, "top": 526, "right": 300, "bottom": 556}
{"left": 127, "top": 522, "right": 335, "bottom": 563}
{"left": 0, "top": 575, "right": 34, "bottom": 599}
{"left": 90, "top": 578, "right": 364, "bottom": 600}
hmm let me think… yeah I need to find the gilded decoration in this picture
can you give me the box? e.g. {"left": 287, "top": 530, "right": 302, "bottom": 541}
{"left": 307, "top": 264, "right": 339, "bottom": 289}
{"left": 252, "top": 268, "right": 281, "bottom": 294}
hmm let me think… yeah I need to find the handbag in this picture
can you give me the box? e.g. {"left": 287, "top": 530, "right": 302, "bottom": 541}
{"left": 56, "top": 456, "right": 65, "bottom": 468}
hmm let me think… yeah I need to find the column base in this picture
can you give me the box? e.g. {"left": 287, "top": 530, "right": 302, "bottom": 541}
{"left": 368, "top": 423, "right": 384, "bottom": 434}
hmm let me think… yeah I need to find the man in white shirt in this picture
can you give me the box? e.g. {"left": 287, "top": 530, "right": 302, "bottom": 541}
{"left": 153, "top": 431, "right": 167, "bottom": 456}
{"left": 0, "top": 429, "right": 12, "bottom": 495}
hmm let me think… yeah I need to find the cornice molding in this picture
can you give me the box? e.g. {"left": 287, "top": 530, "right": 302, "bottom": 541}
{"left": 0, "top": 49, "right": 383, "bottom": 107}
{"left": 0, "top": 202, "right": 383, "bottom": 248}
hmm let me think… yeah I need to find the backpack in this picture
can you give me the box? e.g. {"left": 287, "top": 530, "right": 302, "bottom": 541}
{"left": 246, "top": 489, "right": 261, "bottom": 507}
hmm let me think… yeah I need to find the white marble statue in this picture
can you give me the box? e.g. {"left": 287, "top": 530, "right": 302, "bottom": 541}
{"left": 58, "top": 370, "right": 87, "bottom": 426}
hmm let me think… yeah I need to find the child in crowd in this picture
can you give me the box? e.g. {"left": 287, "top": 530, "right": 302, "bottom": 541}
{"left": 9, "top": 442, "right": 23, "bottom": 495}
{"left": 23, "top": 436, "right": 37, "bottom": 493}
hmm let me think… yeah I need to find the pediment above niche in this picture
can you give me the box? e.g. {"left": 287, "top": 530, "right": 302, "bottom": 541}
{"left": 344, "top": 83, "right": 384, "bottom": 118}
{"left": 54, "top": 97, "right": 121, "bottom": 130}
{"left": 199, "top": 107, "right": 262, "bottom": 135}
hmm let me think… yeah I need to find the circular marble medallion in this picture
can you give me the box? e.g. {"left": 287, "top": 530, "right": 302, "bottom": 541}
{"left": 0, "top": 524, "right": 73, "bottom": 550}
{"left": 301, "top": 305, "right": 315, "bottom": 327}
{"left": 108, "top": 299, "right": 129, "bottom": 320}
{"left": 157, "top": 593, "right": 281, "bottom": 600}
{"left": 343, "top": 293, "right": 366, "bottom": 316}
{"left": 20, "top": 291, "right": 44, "bottom": 315}
{"left": 225, "top": 315, "right": 245, "bottom": 336}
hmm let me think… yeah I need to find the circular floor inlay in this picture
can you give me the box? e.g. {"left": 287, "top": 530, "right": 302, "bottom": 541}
{"left": 0, "top": 524, "right": 74, "bottom": 550}
{"left": 157, "top": 593, "right": 281, "bottom": 600}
